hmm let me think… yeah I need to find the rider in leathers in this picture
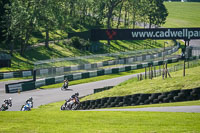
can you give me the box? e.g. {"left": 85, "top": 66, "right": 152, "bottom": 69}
{"left": 66, "top": 93, "right": 79, "bottom": 109}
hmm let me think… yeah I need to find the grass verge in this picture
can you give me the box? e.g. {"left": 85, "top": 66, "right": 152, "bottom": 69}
{"left": 0, "top": 109, "right": 200, "bottom": 133}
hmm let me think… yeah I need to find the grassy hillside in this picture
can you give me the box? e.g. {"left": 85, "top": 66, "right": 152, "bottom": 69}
{"left": 81, "top": 64, "right": 200, "bottom": 101}
{"left": 0, "top": 39, "right": 172, "bottom": 72}
{"left": 164, "top": 2, "right": 200, "bottom": 27}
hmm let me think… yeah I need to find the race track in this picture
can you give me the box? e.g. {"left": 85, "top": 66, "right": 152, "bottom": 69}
{"left": 0, "top": 73, "right": 138, "bottom": 111}
{"left": 0, "top": 39, "right": 199, "bottom": 112}
{"left": 88, "top": 106, "right": 200, "bottom": 113}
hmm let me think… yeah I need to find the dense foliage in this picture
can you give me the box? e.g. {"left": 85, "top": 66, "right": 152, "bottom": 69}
{"left": 0, "top": 0, "right": 168, "bottom": 55}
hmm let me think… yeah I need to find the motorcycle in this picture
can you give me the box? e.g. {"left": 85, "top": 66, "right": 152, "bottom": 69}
{"left": 0, "top": 98, "right": 12, "bottom": 111}
{"left": 21, "top": 98, "right": 33, "bottom": 111}
{"left": 61, "top": 97, "right": 80, "bottom": 110}
{"left": 61, "top": 81, "right": 68, "bottom": 91}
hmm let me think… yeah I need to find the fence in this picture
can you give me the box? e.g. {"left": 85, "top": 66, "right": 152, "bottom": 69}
{"left": 5, "top": 56, "right": 200, "bottom": 93}
{"left": 34, "top": 44, "right": 179, "bottom": 79}
{"left": 136, "top": 57, "right": 200, "bottom": 81}
{"left": 5, "top": 57, "right": 180, "bottom": 93}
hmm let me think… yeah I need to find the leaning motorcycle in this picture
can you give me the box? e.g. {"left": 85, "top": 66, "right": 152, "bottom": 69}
{"left": 61, "top": 98, "right": 80, "bottom": 110}
{"left": 21, "top": 98, "right": 33, "bottom": 111}
{"left": 0, "top": 98, "right": 12, "bottom": 111}
{"left": 61, "top": 82, "right": 68, "bottom": 91}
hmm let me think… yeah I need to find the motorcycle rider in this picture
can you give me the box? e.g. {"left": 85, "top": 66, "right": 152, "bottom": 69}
{"left": 63, "top": 79, "right": 69, "bottom": 89}
{"left": 66, "top": 92, "right": 79, "bottom": 109}
{"left": 0, "top": 98, "right": 12, "bottom": 111}
{"left": 21, "top": 97, "right": 33, "bottom": 111}
{"left": 26, "top": 97, "right": 33, "bottom": 108}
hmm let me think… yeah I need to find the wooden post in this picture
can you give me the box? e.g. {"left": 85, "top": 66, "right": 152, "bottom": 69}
{"left": 159, "top": 65, "right": 161, "bottom": 76}
{"left": 165, "top": 63, "right": 167, "bottom": 78}
{"left": 151, "top": 65, "right": 153, "bottom": 79}
{"left": 145, "top": 67, "right": 147, "bottom": 79}
{"left": 140, "top": 74, "right": 143, "bottom": 80}
{"left": 149, "top": 67, "right": 151, "bottom": 79}
{"left": 162, "top": 63, "right": 165, "bottom": 79}
{"left": 183, "top": 40, "right": 187, "bottom": 77}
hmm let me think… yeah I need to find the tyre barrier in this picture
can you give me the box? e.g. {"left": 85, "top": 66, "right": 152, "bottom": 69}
{"left": 79, "top": 87, "right": 200, "bottom": 110}
{"left": 94, "top": 86, "right": 113, "bottom": 93}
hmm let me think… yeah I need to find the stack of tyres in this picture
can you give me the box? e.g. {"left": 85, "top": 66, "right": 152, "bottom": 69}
{"left": 123, "top": 95, "right": 132, "bottom": 106}
{"left": 80, "top": 88, "right": 200, "bottom": 110}
{"left": 94, "top": 99, "right": 101, "bottom": 109}
{"left": 136, "top": 94, "right": 151, "bottom": 105}
{"left": 174, "top": 90, "right": 187, "bottom": 102}
{"left": 84, "top": 100, "right": 91, "bottom": 110}
{"left": 148, "top": 93, "right": 161, "bottom": 104}
{"left": 190, "top": 87, "right": 200, "bottom": 100}
{"left": 155, "top": 92, "right": 168, "bottom": 103}
{"left": 101, "top": 97, "right": 109, "bottom": 108}
{"left": 130, "top": 94, "right": 140, "bottom": 106}
{"left": 90, "top": 100, "right": 96, "bottom": 109}
{"left": 114, "top": 96, "right": 124, "bottom": 107}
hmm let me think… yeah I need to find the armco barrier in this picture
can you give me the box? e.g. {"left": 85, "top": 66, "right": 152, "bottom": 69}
{"left": 0, "top": 70, "right": 33, "bottom": 80}
{"left": 34, "top": 45, "right": 180, "bottom": 78}
{"left": 80, "top": 87, "right": 200, "bottom": 110}
{"left": 5, "top": 57, "right": 181, "bottom": 93}
{"left": 94, "top": 86, "right": 113, "bottom": 93}
{"left": 5, "top": 80, "right": 35, "bottom": 93}
{"left": 0, "top": 44, "right": 180, "bottom": 80}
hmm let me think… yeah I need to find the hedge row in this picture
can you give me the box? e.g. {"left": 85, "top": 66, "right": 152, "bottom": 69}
{"left": 79, "top": 87, "right": 200, "bottom": 110}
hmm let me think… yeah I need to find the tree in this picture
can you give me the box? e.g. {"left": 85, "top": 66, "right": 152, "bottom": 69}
{"left": 146, "top": 0, "right": 168, "bottom": 28}
{"left": 35, "top": 0, "right": 58, "bottom": 49}
{"left": 3, "top": 0, "right": 36, "bottom": 55}
{"left": 128, "top": 0, "right": 140, "bottom": 29}
{"left": 153, "top": 0, "right": 168, "bottom": 27}
{"left": 105, "top": 0, "right": 123, "bottom": 29}
{"left": 0, "top": 0, "right": 10, "bottom": 47}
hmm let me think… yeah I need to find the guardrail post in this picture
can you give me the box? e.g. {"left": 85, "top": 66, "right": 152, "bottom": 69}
{"left": 33, "top": 70, "right": 36, "bottom": 81}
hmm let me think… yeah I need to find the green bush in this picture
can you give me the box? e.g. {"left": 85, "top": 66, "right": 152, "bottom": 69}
{"left": 69, "top": 36, "right": 90, "bottom": 49}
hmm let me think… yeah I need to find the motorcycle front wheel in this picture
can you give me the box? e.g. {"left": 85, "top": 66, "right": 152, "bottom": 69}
{"left": 20, "top": 105, "right": 25, "bottom": 111}
{"left": 60, "top": 105, "right": 65, "bottom": 110}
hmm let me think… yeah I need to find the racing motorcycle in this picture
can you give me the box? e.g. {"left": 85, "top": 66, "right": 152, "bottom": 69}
{"left": 61, "top": 97, "right": 80, "bottom": 110}
{"left": 0, "top": 98, "right": 12, "bottom": 111}
{"left": 21, "top": 97, "right": 33, "bottom": 111}
{"left": 61, "top": 80, "right": 68, "bottom": 91}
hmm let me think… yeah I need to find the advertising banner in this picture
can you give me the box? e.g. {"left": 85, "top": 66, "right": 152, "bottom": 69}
{"left": 91, "top": 28, "right": 200, "bottom": 41}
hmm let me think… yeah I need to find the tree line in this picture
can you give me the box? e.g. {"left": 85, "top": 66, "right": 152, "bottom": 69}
{"left": 0, "top": 0, "right": 168, "bottom": 56}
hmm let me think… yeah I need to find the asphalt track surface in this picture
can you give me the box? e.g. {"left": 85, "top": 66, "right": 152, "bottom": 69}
{"left": 0, "top": 73, "right": 138, "bottom": 111}
{"left": 87, "top": 106, "right": 200, "bottom": 113}
{"left": 1, "top": 74, "right": 200, "bottom": 113}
